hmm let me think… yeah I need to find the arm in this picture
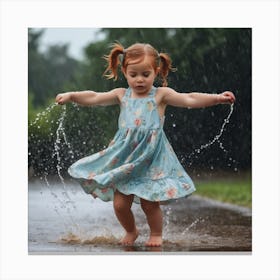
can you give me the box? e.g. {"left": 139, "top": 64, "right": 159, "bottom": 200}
{"left": 55, "top": 88, "right": 125, "bottom": 106}
{"left": 162, "top": 88, "right": 235, "bottom": 108}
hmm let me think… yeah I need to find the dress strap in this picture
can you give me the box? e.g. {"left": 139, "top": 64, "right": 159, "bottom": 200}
{"left": 148, "top": 86, "right": 156, "bottom": 97}
{"left": 122, "top": 87, "right": 131, "bottom": 100}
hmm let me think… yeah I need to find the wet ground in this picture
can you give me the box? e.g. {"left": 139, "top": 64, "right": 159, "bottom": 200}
{"left": 28, "top": 178, "right": 251, "bottom": 254}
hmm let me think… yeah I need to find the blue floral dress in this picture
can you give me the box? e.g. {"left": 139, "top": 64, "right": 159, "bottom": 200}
{"left": 68, "top": 86, "right": 195, "bottom": 203}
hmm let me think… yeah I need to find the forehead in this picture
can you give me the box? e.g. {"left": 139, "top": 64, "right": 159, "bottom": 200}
{"left": 126, "top": 58, "right": 154, "bottom": 72}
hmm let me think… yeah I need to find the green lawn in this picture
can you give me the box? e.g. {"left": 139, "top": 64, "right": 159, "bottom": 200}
{"left": 194, "top": 175, "right": 252, "bottom": 208}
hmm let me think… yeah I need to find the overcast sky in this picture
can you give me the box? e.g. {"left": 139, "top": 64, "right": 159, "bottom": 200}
{"left": 36, "top": 28, "right": 104, "bottom": 60}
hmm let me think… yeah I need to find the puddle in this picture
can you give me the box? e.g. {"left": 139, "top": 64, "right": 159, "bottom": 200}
{"left": 28, "top": 179, "right": 251, "bottom": 254}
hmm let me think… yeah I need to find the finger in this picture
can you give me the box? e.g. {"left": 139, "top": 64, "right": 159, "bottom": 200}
{"left": 57, "top": 98, "right": 63, "bottom": 105}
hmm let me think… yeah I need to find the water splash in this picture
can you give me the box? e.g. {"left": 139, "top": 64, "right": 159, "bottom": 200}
{"left": 52, "top": 106, "right": 74, "bottom": 187}
{"left": 43, "top": 174, "right": 65, "bottom": 209}
{"left": 44, "top": 174, "right": 82, "bottom": 236}
{"left": 163, "top": 206, "right": 174, "bottom": 238}
{"left": 29, "top": 102, "right": 58, "bottom": 128}
{"left": 29, "top": 103, "right": 81, "bottom": 233}
{"left": 181, "top": 217, "right": 205, "bottom": 236}
{"left": 29, "top": 102, "right": 60, "bottom": 176}
{"left": 43, "top": 174, "right": 71, "bottom": 228}
{"left": 60, "top": 232, "right": 119, "bottom": 245}
{"left": 183, "top": 104, "right": 234, "bottom": 166}
{"left": 30, "top": 103, "right": 77, "bottom": 211}
{"left": 51, "top": 105, "right": 79, "bottom": 221}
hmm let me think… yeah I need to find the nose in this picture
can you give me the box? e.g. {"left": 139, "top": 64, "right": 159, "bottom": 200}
{"left": 136, "top": 75, "right": 144, "bottom": 82}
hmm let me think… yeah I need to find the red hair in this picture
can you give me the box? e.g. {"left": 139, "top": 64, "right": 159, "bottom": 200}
{"left": 103, "top": 42, "right": 175, "bottom": 87}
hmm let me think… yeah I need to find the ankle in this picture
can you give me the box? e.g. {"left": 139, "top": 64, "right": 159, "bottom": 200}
{"left": 150, "top": 232, "right": 162, "bottom": 237}
{"left": 127, "top": 228, "right": 138, "bottom": 234}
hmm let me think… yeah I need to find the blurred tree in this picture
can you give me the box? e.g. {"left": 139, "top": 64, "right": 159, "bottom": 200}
{"left": 28, "top": 28, "right": 80, "bottom": 107}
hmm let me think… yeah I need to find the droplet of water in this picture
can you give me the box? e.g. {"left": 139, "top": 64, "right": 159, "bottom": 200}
{"left": 181, "top": 217, "right": 204, "bottom": 235}
{"left": 29, "top": 103, "right": 58, "bottom": 127}
{"left": 183, "top": 104, "right": 234, "bottom": 166}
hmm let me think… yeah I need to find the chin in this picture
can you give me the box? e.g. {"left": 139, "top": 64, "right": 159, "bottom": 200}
{"left": 135, "top": 86, "right": 146, "bottom": 92}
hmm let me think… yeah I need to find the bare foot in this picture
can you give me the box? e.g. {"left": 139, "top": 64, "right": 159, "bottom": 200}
{"left": 145, "top": 235, "right": 162, "bottom": 247}
{"left": 119, "top": 229, "right": 139, "bottom": 246}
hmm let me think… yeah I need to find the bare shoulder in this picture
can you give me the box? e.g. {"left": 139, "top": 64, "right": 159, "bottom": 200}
{"left": 94, "top": 88, "right": 126, "bottom": 106}
{"left": 155, "top": 87, "right": 177, "bottom": 104}
{"left": 112, "top": 88, "right": 126, "bottom": 102}
{"left": 111, "top": 87, "right": 126, "bottom": 95}
{"left": 102, "top": 87, "right": 126, "bottom": 104}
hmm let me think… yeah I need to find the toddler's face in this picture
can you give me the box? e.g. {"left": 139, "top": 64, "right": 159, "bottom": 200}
{"left": 124, "top": 57, "right": 158, "bottom": 97}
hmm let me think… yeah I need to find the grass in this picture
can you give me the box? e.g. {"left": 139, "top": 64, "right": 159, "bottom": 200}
{"left": 194, "top": 174, "right": 252, "bottom": 208}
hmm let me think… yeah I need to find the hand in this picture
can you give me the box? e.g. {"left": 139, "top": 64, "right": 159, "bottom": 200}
{"left": 219, "top": 91, "right": 235, "bottom": 104}
{"left": 55, "top": 92, "right": 72, "bottom": 105}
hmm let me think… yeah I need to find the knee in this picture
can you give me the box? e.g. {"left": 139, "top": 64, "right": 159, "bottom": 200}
{"left": 114, "top": 199, "right": 128, "bottom": 213}
{"left": 140, "top": 199, "right": 160, "bottom": 215}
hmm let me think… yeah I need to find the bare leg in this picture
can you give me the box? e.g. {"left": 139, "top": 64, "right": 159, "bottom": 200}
{"left": 113, "top": 190, "right": 139, "bottom": 245}
{"left": 140, "top": 199, "right": 163, "bottom": 247}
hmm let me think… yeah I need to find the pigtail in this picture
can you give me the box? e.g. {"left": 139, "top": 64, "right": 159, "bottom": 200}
{"left": 158, "top": 52, "right": 176, "bottom": 87}
{"left": 103, "top": 42, "right": 125, "bottom": 81}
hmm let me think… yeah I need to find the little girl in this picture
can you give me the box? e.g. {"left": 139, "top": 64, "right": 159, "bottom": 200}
{"left": 56, "top": 42, "right": 235, "bottom": 247}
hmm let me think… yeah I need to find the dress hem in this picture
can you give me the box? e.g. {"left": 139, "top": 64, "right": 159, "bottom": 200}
{"left": 69, "top": 170, "right": 196, "bottom": 204}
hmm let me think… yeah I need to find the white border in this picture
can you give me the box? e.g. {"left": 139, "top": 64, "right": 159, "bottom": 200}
{"left": 1, "top": 0, "right": 279, "bottom": 280}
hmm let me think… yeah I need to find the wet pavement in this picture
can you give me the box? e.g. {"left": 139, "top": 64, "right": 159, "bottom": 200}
{"left": 28, "top": 178, "right": 251, "bottom": 254}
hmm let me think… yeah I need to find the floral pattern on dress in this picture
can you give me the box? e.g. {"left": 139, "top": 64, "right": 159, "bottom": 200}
{"left": 166, "top": 187, "right": 177, "bottom": 199}
{"left": 68, "top": 86, "right": 195, "bottom": 203}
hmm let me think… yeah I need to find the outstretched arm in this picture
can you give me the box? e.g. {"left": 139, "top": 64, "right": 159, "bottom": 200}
{"left": 55, "top": 88, "right": 125, "bottom": 106}
{"left": 161, "top": 88, "right": 235, "bottom": 108}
